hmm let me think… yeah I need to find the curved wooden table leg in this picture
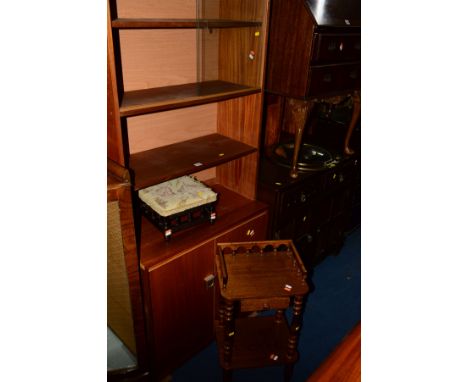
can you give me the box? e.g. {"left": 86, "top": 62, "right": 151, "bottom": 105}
{"left": 344, "top": 91, "right": 361, "bottom": 156}
{"left": 288, "top": 98, "right": 315, "bottom": 178}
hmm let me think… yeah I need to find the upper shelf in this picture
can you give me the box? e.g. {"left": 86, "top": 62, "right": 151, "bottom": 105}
{"left": 120, "top": 80, "right": 260, "bottom": 117}
{"left": 112, "top": 18, "right": 262, "bottom": 29}
{"left": 129, "top": 133, "right": 257, "bottom": 190}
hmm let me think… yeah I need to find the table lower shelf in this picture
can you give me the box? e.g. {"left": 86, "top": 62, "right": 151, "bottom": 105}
{"left": 215, "top": 315, "right": 297, "bottom": 370}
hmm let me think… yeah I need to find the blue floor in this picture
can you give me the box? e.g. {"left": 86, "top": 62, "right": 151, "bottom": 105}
{"left": 172, "top": 226, "right": 361, "bottom": 381}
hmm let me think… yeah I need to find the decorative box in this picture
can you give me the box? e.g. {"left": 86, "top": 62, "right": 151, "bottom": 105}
{"left": 138, "top": 176, "right": 217, "bottom": 240}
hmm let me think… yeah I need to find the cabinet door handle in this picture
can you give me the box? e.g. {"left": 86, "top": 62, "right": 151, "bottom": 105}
{"left": 246, "top": 229, "right": 255, "bottom": 237}
{"left": 300, "top": 192, "right": 307, "bottom": 202}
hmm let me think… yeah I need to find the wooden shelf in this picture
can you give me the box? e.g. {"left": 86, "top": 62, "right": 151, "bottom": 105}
{"left": 129, "top": 133, "right": 256, "bottom": 190}
{"left": 139, "top": 184, "right": 268, "bottom": 270}
{"left": 112, "top": 18, "right": 262, "bottom": 29}
{"left": 120, "top": 81, "right": 260, "bottom": 117}
{"left": 215, "top": 315, "right": 297, "bottom": 370}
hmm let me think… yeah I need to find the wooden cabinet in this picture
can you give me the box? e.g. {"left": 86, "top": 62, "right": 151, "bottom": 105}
{"left": 107, "top": 2, "right": 271, "bottom": 377}
{"left": 146, "top": 240, "right": 216, "bottom": 377}
{"left": 266, "top": 0, "right": 361, "bottom": 99}
{"left": 141, "top": 211, "right": 268, "bottom": 378}
{"left": 257, "top": 0, "right": 361, "bottom": 269}
{"left": 140, "top": 206, "right": 268, "bottom": 379}
{"left": 216, "top": 210, "right": 268, "bottom": 243}
{"left": 258, "top": 156, "right": 360, "bottom": 268}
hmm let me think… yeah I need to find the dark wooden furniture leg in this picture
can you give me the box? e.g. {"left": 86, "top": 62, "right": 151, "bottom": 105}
{"left": 344, "top": 91, "right": 361, "bottom": 156}
{"left": 285, "top": 295, "right": 305, "bottom": 382}
{"left": 222, "top": 300, "right": 235, "bottom": 382}
{"left": 287, "top": 98, "right": 315, "bottom": 178}
{"left": 215, "top": 241, "right": 309, "bottom": 382}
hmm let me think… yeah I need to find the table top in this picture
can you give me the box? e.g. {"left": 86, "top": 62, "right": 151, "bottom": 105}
{"left": 216, "top": 240, "right": 309, "bottom": 300}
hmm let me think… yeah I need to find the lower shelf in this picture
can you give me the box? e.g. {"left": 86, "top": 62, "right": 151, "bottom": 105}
{"left": 215, "top": 315, "right": 297, "bottom": 370}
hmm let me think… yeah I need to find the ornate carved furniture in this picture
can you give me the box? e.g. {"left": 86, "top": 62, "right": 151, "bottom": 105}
{"left": 264, "top": 0, "right": 361, "bottom": 175}
{"left": 257, "top": 0, "right": 361, "bottom": 266}
{"left": 215, "top": 240, "right": 309, "bottom": 382}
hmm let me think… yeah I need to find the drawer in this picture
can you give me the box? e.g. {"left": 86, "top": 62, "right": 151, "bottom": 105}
{"left": 312, "top": 33, "right": 361, "bottom": 64}
{"left": 277, "top": 178, "right": 323, "bottom": 222}
{"left": 323, "top": 169, "right": 346, "bottom": 190}
{"left": 323, "top": 162, "right": 356, "bottom": 190}
{"left": 216, "top": 211, "right": 268, "bottom": 243}
{"left": 241, "top": 297, "right": 291, "bottom": 312}
{"left": 308, "top": 62, "right": 360, "bottom": 96}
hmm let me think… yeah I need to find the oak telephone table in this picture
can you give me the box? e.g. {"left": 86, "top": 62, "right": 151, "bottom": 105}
{"left": 215, "top": 240, "right": 309, "bottom": 381}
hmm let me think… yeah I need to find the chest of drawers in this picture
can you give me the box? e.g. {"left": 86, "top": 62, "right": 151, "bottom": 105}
{"left": 266, "top": 0, "right": 361, "bottom": 99}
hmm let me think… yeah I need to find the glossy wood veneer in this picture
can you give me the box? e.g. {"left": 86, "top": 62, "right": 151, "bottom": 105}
{"left": 120, "top": 80, "right": 260, "bottom": 117}
{"left": 139, "top": 184, "right": 268, "bottom": 271}
{"left": 215, "top": 315, "right": 293, "bottom": 369}
{"left": 307, "top": 322, "right": 361, "bottom": 381}
{"left": 112, "top": 18, "right": 262, "bottom": 29}
{"left": 129, "top": 133, "right": 256, "bottom": 190}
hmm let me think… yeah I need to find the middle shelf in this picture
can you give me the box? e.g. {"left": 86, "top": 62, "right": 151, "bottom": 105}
{"left": 129, "top": 133, "right": 257, "bottom": 190}
{"left": 112, "top": 18, "right": 263, "bottom": 29}
{"left": 120, "top": 80, "right": 260, "bottom": 116}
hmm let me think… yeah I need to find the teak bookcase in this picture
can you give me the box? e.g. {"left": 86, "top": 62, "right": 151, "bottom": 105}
{"left": 107, "top": 0, "right": 270, "bottom": 378}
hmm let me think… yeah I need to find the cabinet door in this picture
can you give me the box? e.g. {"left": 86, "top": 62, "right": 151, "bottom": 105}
{"left": 216, "top": 211, "right": 268, "bottom": 243}
{"left": 148, "top": 240, "right": 216, "bottom": 376}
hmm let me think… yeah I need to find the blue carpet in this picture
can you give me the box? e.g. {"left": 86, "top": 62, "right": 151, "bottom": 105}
{"left": 172, "top": 226, "right": 361, "bottom": 381}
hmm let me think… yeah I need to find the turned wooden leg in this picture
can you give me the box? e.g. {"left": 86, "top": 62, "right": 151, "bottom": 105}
{"left": 344, "top": 91, "right": 361, "bottom": 156}
{"left": 285, "top": 295, "right": 305, "bottom": 382}
{"left": 223, "top": 300, "right": 235, "bottom": 366}
{"left": 275, "top": 309, "right": 284, "bottom": 324}
{"left": 218, "top": 298, "right": 225, "bottom": 326}
{"left": 287, "top": 98, "right": 315, "bottom": 178}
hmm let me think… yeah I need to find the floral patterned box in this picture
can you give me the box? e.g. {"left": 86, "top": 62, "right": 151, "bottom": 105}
{"left": 138, "top": 176, "right": 217, "bottom": 240}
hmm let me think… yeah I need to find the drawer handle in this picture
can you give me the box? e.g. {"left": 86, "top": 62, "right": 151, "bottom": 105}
{"left": 323, "top": 73, "right": 332, "bottom": 83}
{"left": 246, "top": 229, "right": 255, "bottom": 237}
{"left": 327, "top": 41, "right": 337, "bottom": 51}
{"left": 349, "top": 70, "right": 358, "bottom": 79}
{"left": 300, "top": 192, "right": 307, "bottom": 202}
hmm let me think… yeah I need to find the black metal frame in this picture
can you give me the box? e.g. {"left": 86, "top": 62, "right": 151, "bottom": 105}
{"left": 139, "top": 199, "right": 217, "bottom": 240}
